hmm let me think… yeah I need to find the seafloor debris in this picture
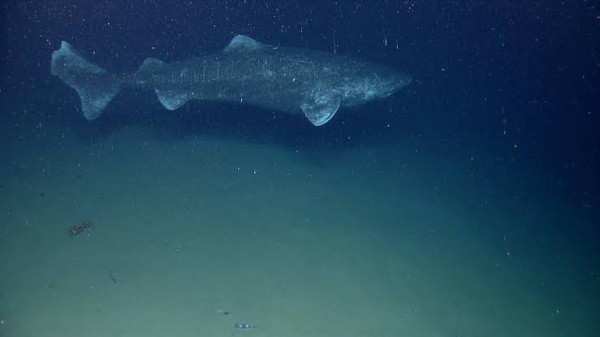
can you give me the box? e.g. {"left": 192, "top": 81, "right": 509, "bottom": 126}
{"left": 216, "top": 309, "right": 231, "bottom": 315}
{"left": 67, "top": 222, "right": 93, "bottom": 236}
{"left": 235, "top": 323, "right": 258, "bottom": 329}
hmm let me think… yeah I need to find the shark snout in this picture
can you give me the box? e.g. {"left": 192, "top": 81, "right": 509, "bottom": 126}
{"left": 398, "top": 73, "right": 412, "bottom": 87}
{"left": 390, "top": 72, "right": 412, "bottom": 90}
{"left": 377, "top": 72, "right": 412, "bottom": 98}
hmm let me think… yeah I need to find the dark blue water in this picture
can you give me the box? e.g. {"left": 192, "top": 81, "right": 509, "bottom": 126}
{"left": 4, "top": 1, "right": 598, "bottom": 190}
{"left": 1, "top": 1, "right": 598, "bottom": 336}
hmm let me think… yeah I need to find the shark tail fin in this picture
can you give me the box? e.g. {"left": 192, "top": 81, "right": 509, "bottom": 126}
{"left": 51, "top": 41, "right": 122, "bottom": 120}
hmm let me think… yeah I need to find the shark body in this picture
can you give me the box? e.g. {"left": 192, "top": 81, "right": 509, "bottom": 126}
{"left": 51, "top": 35, "right": 411, "bottom": 126}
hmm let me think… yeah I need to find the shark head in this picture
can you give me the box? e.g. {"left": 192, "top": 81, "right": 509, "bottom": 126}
{"left": 336, "top": 64, "right": 412, "bottom": 107}
{"left": 299, "top": 60, "right": 412, "bottom": 126}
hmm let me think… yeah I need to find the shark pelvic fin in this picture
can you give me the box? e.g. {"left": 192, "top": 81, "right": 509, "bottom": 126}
{"left": 154, "top": 89, "right": 189, "bottom": 110}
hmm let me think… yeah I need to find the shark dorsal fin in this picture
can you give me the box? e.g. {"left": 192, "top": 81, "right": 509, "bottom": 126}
{"left": 224, "top": 35, "right": 264, "bottom": 52}
{"left": 135, "top": 57, "right": 165, "bottom": 79}
{"left": 141, "top": 57, "right": 164, "bottom": 70}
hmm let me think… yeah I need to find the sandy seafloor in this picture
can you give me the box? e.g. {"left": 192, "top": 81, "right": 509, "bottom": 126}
{"left": 0, "top": 115, "right": 598, "bottom": 337}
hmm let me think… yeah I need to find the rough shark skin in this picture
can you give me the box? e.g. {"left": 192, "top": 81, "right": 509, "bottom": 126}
{"left": 51, "top": 35, "right": 411, "bottom": 126}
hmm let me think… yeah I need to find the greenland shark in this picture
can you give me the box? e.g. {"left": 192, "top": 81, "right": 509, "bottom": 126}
{"left": 51, "top": 35, "right": 411, "bottom": 126}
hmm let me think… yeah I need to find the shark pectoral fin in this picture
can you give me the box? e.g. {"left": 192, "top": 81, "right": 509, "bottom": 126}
{"left": 155, "top": 89, "right": 189, "bottom": 110}
{"left": 301, "top": 96, "right": 341, "bottom": 126}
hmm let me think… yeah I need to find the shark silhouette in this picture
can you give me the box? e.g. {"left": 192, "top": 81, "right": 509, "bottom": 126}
{"left": 51, "top": 35, "right": 411, "bottom": 126}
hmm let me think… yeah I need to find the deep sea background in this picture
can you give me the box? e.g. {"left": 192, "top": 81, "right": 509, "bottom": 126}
{"left": 2, "top": 0, "right": 599, "bottom": 197}
{"left": 0, "top": 1, "right": 599, "bottom": 336}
